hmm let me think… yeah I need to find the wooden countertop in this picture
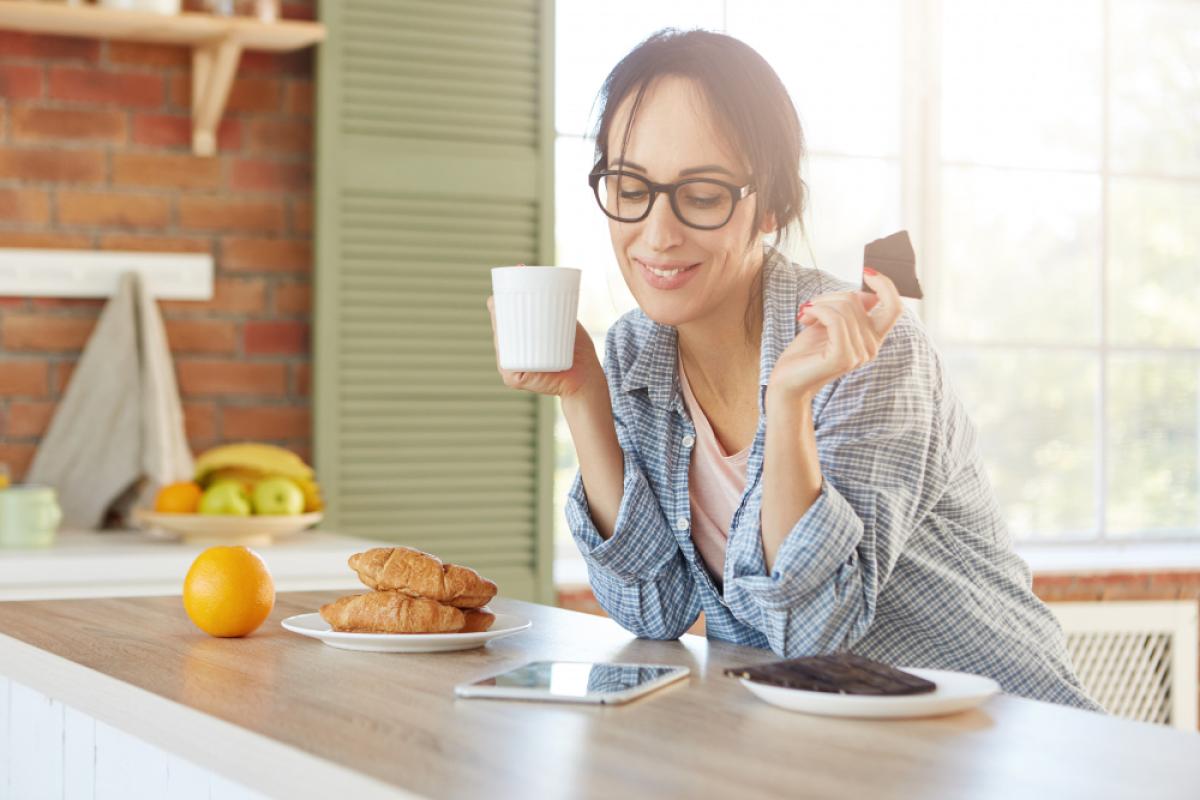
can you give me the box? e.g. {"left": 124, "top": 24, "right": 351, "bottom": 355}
{"left": 0, "top": 592, "right": 1197, "bottom": 800}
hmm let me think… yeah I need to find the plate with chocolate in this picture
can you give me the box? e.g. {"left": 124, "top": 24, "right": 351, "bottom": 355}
{"left": 725, "top": 652, "right": 999, "bottom": 719}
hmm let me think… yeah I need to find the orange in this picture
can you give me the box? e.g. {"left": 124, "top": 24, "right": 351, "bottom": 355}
{"left": 155, "top": 481, "right": 203, "bottom": 513}
{"left": 182, "top": 546, "right": 275, "bottom": 638}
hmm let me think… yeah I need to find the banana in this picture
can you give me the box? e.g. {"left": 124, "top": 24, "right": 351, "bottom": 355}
{"left": 194, "top": 443, "right": 323, "bottom": 512}
{"left": 194, "top": 443, "right": 314, "bottom": 486}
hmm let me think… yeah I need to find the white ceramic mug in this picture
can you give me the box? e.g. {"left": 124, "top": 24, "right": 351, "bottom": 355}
{"left": 0, "top": 485, "right": 63, "bottom": 549}
{"left": 491, "top": 266, "right": 582, "bottom": 372}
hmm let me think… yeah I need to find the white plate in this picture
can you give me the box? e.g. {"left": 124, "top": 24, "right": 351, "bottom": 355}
{"left": 280, "top": 612, "right": 532, "bottom": 653}
{"left": 738, "top": 667, "right": 999, "bottom": 719}
{"left": 132, "top": 508, "right": 322, "bottom": 546}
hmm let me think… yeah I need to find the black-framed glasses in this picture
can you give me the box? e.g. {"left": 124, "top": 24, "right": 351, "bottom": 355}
{"left": 588, "top": 170, "right": 756, "bottom": 231}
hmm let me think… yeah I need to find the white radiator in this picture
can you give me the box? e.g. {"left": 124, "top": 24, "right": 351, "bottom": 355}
{"left": 1048, "top": 600, "right": 1199, "bottom": 730}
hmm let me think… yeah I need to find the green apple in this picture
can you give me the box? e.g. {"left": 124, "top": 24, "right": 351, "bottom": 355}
{"left": 252, "top": 476, "right": 305, "bottom": 515}
{"left": 198, "top": 480, "right": 252, "bottom": 516}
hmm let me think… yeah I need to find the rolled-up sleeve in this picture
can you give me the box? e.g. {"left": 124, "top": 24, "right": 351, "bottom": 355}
{"left": 566, "top": 457, "right": 679, "bottom": 581}
{"left": 562, "top": 329, "right": 700, "bottom": 640}
{"left": 724, "top": 326, "right": 950, "bottom": 657}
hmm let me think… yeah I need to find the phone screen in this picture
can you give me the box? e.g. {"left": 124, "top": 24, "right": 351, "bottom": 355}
{"left": 472, "top": 661, "right": 684, "bottom": 697}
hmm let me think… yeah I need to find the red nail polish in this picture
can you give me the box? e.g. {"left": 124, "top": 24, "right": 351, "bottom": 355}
{"left": 863, "top": 266, "right": 879, "bottom": 276}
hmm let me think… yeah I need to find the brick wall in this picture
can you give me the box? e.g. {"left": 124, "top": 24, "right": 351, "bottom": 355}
{"left": 0, "top": 1, "right": 316, "bottom": 479}
{"left": 1033, "top": 570, "right": 1200, "bottom": 604}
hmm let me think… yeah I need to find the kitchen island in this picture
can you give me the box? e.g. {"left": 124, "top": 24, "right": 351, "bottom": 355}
{"left": 0, "top": 592, "right": 1197, "bottom": 799}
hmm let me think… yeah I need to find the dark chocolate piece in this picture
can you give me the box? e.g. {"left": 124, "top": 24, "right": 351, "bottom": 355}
{"left": 724, "top": 652, "right": 936, "bottom": 696}
{"left": 862, "top": 230, "right": 923, "bottom": 299}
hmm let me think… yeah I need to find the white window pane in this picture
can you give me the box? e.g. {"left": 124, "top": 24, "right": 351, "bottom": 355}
{"left": 945, "top": 351, "right": 1098, "bottom": 540}
{"left": 553, "top": 135, "right": 633, "bottom": 573}
{"left": 794, "top": 155, "right": 901, "bottom": 285}
{"left": 1111, "top": 0, "right": 1200, "bottom": 177}
{"left": 937, "top": 167, "right": 1100, "bottom": 345}
{"left": 555, "top": 0, "right": 725, "bottom": 137}
{"left": 728, "top": 1, "right": 902, "bottom": 158}
{"left": 553, "top": 407, "right": 580, "bottom": 570}
{"left": 941, "top": 0, "right": 1103, "bottom": 170}
{"left": 554, "top": 136, "right": 637, "bottom": 338}
{"left": 1106, "top": 354, "right": 1199, "bottom": 537}
{"left": 1108, "top": 178, "right": 1200, "bottom": 347}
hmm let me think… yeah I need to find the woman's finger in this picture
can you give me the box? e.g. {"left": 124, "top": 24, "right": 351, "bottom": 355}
{"left": 804, "top": 302, "right": 860, "bottom": 375}
{"left": 842, "top": 291, "right": 882, "bottom": 359}
{"left": 862, "top": 267, "right": 903, "bottom": 336}
{"left": 810, "top": 296, "right": 869, "bottom": 367}
{"left": 486, "top": 295, "right": 497, "bottom": 333}
{"left": 827, "top": 293, "right": 875, "bottom": 361}
{"left": 487, "top": 296, "right": 524, "bottom": 388}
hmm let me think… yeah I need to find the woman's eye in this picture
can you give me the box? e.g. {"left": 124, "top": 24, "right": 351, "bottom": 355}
{"left": 620, "top": 190, "right": 649, "bottom": 201}
{"left": 686, "top": 195, "right": 721, "bottom": 208}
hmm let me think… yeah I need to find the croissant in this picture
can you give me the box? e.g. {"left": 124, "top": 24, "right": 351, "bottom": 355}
{"left": 461, "top": 607, "right": 496, "bottom": 634}
{"left": 349, "top": 547, "right": 498, "bottom": 608}
{"left": 319, "top": 592, "right": 465, "bottom": 634}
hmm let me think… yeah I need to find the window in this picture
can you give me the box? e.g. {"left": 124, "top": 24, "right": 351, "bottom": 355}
{"left": 935, "top": 0, "right": 1200, "bottom": 540}
{"left": 553, "top": 1, "right": 1200, "bottom": 583}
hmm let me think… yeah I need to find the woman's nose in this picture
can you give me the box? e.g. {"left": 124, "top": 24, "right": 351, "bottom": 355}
{"left": 639, "top": 194, "right": 686, "bottom": 251}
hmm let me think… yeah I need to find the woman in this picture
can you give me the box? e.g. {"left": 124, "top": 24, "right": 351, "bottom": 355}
{"left": 489, "top": 29, "right": 1098, "bottom": 710}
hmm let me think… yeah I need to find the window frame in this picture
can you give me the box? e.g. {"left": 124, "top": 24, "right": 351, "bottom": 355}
{"left": 551, "top": 0, "right": 1200, "bottom": 575}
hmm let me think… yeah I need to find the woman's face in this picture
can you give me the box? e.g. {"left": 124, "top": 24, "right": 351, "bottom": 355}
{"left": 604, "top": 75, "right": 768, "bottom": 330}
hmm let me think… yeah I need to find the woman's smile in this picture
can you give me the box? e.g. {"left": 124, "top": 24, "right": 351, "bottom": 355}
{"left": 633, "top": 256, "right": 702, "bottom": 290}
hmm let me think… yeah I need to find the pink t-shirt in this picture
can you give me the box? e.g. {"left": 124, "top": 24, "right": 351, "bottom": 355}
{"left": 677, "top": 356, "right": 750, "bottom": 589}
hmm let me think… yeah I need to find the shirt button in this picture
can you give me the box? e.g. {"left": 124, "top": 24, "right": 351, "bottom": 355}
{"left": 675, "top": 517, "right": 689, "bottom": 531}
{"left": 682, "top": 435, "right": 696, "bottom": 448}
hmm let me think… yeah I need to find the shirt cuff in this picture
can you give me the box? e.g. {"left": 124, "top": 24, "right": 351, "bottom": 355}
{"left": 565, "top": 459, "right": 679, "bottom": 582}
{"left": 727, "top": 478, "right": 864, "bottom": 609}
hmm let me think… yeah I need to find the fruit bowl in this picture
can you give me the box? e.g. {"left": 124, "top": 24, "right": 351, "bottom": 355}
{"left": 132, "top": 508, "right": 323, "bottom": 546}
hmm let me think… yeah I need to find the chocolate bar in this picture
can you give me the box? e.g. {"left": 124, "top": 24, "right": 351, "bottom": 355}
{"left": 862, "top": 230, "right": 923, "bottom": 299}
{"left": 724, "top": 652, "right": 936, "bottom": 696}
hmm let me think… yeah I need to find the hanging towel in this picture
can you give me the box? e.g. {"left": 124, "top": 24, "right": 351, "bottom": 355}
{"left": 27, "top": 272, "right": 194, "bottom": 529}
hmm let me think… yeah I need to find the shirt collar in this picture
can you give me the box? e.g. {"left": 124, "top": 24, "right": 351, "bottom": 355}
{"left": 620, "top": 246, "right": 797, "bottom": 410}
{"left": 756, "top": 247, "right": 798, "bottom": 390}
{"left": 620, "top": 315, "right": 678, "bottom": 409}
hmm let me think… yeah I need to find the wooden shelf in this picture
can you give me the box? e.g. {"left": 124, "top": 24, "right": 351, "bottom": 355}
{"left": 0, "top": 1, "right": 325, "bottom": 155}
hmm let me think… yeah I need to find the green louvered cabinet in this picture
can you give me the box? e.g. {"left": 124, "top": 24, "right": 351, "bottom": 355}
{"left": 314, "top": 0, "right": 556, "bottom": 602}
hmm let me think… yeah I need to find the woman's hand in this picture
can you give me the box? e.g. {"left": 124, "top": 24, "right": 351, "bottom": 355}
{"left": 487, "top": 295, "right": 602, "bottom": 398}
{"left": 767, "top": 268, "right": 904, "bottom": 403}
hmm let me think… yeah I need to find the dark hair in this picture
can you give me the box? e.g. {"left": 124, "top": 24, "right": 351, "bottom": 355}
{"left": 591, "top": 28, "right": 807, "bottom": 250}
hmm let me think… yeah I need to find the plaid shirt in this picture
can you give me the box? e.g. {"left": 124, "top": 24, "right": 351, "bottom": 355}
{"left": 567, "top": 249, "right": 1100, "bottom": 710}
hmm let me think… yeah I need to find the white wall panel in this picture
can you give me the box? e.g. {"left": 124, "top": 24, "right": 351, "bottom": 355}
{"left": 63, "top": 706, "right": 96, "bottom": 799}
{"left": 0, "top": 676, "right": 10, "bottom": 800}
{"left": 8, "top": 681, "right": 63, "bottom": 798}
{"left": 1, "top": 679, "right": 261, "bottom": 799}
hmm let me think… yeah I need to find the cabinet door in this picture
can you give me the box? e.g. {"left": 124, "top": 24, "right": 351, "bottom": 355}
{"left": 315, "top": 0, "right": 556, "bottom": 602}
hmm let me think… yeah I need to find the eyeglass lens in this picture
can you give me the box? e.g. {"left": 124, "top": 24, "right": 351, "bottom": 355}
{"left": 597, "top": 173, "right": 735, "bottom": 228}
